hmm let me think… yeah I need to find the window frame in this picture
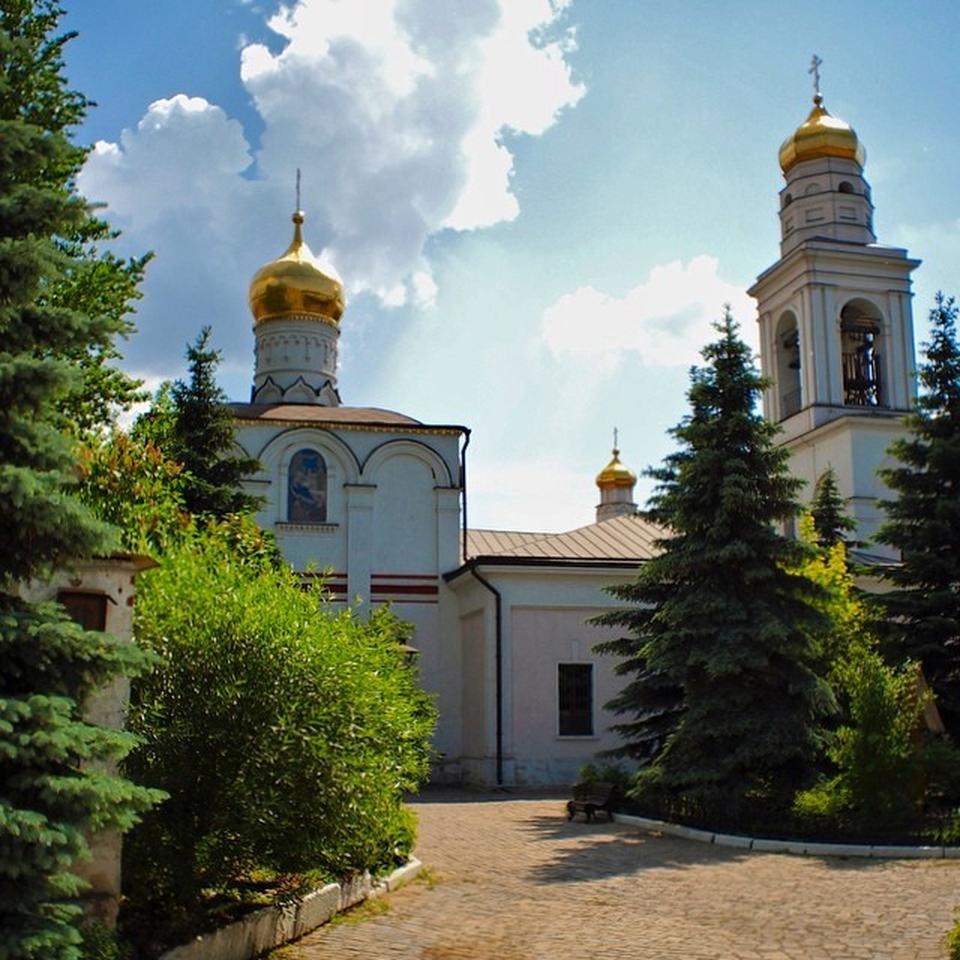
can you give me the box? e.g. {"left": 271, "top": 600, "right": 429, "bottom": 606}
{"left": 557, "top": 661, "right": 596, "bottom": 739}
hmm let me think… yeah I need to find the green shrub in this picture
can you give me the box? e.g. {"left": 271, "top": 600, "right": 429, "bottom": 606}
{"left": 946, "top": 910, "right": 960, "bottom": 960}
{"left": 794, "top": 651, "right": 923, "bottom": 835}
{"left": 79, "top": 923, "right": 131, "bottom": 960}
{"left": 577, "top": 761, "right": 632, "bottom": 797}
{"left": 123, "top": 520, "right": 436, "bottom": 914}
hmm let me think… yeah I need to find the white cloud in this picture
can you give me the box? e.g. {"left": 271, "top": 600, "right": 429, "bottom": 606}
{"left": 540, "top": 256, "right": 757, "bottom": 374}
{"left": 894, "top": 219, "right": 960, "bottom": 328}
{"left": 80, "top": 0, "right": 585, "bottom": 376}
{"left": 468, "top": 455, "right": 595, "bottom": 533}
{"left": 82, "top": 95, "right": 253, "bottom": 230}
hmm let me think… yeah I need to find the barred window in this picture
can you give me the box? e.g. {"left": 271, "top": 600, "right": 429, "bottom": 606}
{"left": 558, "top": 663, "right": 593, "bottom": 736}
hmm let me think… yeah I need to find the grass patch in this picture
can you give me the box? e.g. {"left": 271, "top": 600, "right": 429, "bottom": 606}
{"left": 416, "top": 865, "right": 441, "bottom": 889}
{"left": 328, "top": 897, "right": 391, "bottom": 927}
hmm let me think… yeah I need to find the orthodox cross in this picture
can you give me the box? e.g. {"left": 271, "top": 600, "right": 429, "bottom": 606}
{"left": 296, "top": 167, "right": 302, "bottom": 211}
{"left": 613, "top": 426, "right": 619, "bottom": 452}
{"left": 809, "top": 54, "right": 823, "bottom": 98}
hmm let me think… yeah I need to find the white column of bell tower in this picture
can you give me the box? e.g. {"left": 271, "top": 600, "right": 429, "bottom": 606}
{"left": 749, "top": 90, "right": 920, "bottom": 551}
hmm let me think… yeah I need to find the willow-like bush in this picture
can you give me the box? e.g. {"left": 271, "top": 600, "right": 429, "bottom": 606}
{"left": 123, "top": 522, "right": 435, "bottom": 909}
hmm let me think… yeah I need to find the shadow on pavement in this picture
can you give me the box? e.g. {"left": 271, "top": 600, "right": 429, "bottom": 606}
{"left": 407, "top": 785, "right": 568, "bottom": 805}
{"left": 522, "top": 810, "right": 897, "bottom": 883}
{"left": 522, "top": 810, "right": 747, "bottom": 883}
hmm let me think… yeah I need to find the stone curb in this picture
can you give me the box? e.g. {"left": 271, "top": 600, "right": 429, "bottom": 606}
{"left": 158, "top": 857, "right": 422, "bottom": 960}
{"left": 613, "top": 813, "right": 959, "bottom": 860}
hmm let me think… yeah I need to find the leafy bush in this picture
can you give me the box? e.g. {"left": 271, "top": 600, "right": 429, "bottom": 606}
{"left": 946, "top": 910, "right": 960, "bottom": 960}
{"left": 79, "top": 923, "right": 131, "bottom": 960}
{"left": 577, "top": 761, "right": 632, "bottom": 798}
{"left": 123, "top": 519, "right": 436, "bottom": 918}
{"left": 793, "top": 650, "right": 923, "bottom": 835}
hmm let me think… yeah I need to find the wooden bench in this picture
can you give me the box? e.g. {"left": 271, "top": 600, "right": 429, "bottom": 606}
{"left": 566, "top": 781, "right": 616, "bottom": 823}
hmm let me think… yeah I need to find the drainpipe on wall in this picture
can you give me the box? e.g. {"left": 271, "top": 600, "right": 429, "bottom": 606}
{"left": 468, "top": 564, "right": 503, "bottom": 787}
{"left": 459, "top": 429, "right": 471, "bottom": 565}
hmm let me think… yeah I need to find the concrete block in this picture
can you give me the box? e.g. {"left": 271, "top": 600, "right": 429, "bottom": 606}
{"left": 751, "top": 837, "right": 793, "bottom": 854}
{"left": 384, "top": 857, "right": 422, "bottom": 891}
{"left": 161, "top": 905, "right": 280, "bottom": 960}
{"left": 870, "top": 845, "right": 943, "bottom": 859}
{"left": 338, "top": 872, "right": 373, "bottom": 911}
{"left": 944, "top": 847, "right": 960, "bottom": 859}
{"left": 160, "top": 858, "right": 421, "bottom": 960}
{"left": 613, "top": 813, "right": 669, "bottom": 833}
{"left": 663, "top": 823, "right": 715, "bottom": 844}
{"left": 801, "top": 841, "right": 870, "bottom": 858}
{"left": 292, "top": 883, "right": 340, "bottom": 939}
{"left": 712, "top": 832, "right": 752, "bottom": 849}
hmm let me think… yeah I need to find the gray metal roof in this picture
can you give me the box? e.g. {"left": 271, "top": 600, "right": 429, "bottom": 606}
{"left": 465, "top": 513, "right": 664, "bottom": 563}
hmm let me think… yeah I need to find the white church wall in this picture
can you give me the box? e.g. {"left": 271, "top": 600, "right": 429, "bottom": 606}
{"left": 508, "top": 605, "right": 628, "bottom": 785}
{"left": 370, "top": 453, "right": 439, "bottom": 573}
{"left": 449, "top": 564, "right": 636, "bottom": 786}
{"left": 458, "top": 607, "right": 490, "bottom": 783}
{"left": 787, "top": 414, "right": 905, "bottom": 552}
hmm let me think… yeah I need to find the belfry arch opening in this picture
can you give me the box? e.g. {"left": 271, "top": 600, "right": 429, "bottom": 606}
{"left": 775, "top": 311, "right": 802, "bottom": 419}
{"left": 840, "top": 299, "right": 884, "bottom": 407}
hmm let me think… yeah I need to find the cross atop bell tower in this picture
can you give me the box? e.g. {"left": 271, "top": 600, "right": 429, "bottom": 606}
{"left": 748, "top": 68, "right": 920, "bottom": 549}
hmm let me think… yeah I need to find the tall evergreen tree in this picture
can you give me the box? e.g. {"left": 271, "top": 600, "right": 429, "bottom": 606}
{"left": 810, "top": 466, "right": 856, "bottom": 549}
{"left": 166, "top": 327, "right": 261, "bottom": 520}
{"left": 876, "top": 293, "right": 960, "bottom": 736}
{"left": 0, "top": 4, "right": 160, "bottom": 955}
{"left": 597, "top": 310, "right": 833, "bottom": 814}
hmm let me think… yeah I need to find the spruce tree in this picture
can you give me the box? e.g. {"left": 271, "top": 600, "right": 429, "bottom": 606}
{"left": 0, "top": 4, "right": 160, "bottom": 955}
{"left": 810, "top": 466, "right": 856, "bottom": 549}
{"left": 167, "top": 327, "right": 261, "bottom": 520}
{"left": 597, "top": 310, "right": 833, "bottom": 816}
{"left": 876, "top": 293, "right": 960, "bottom": 736}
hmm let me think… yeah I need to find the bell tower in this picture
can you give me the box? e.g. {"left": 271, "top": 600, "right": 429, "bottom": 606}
{"left": 749, "top": 61, "right": 920, "bottom": 548}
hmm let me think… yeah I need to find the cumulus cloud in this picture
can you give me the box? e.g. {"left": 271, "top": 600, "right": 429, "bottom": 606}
{"left": 468, "top": 455, "right": 596, "bottom": 533}
{"left": 895, "top": 218, "right": 960, "bottom": 326}
{"left": 540, "top": 256, "right": 757, "bottom": 374}
{"left": 79, "top": 0, "right": 585, "bottom": 376}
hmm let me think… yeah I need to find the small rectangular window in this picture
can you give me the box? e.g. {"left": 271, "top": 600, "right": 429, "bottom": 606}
{"left": 58, "top": 591, "right": 108, "bottom": 632}
{"left": 558, "top": 663, "right": 593, "bottom": 736}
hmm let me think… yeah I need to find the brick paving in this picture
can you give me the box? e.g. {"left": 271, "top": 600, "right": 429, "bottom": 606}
{"left": 285, "top": 789, "right": 960, "bottom": 959}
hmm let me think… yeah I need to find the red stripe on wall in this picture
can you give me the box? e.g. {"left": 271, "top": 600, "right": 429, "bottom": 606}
{"left": 370, "top": 583, "right": 439, "bottom": 596}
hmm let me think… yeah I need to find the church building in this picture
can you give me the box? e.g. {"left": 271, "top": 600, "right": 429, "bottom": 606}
{"left": 230, "top": 84, "right": 919, "bottom": 786}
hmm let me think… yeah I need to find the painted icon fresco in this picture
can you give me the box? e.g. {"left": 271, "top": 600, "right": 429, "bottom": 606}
{"left": 288, "top": 448, "right": 327, "bottom": 522}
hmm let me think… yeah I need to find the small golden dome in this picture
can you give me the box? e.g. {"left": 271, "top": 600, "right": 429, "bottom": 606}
{"left": 778, "top": 95, "right": 865, "bottom": 174}
{"left": 249, "top": 212, "right": 345, "bottom": 326}
{"left": 596, "top": 448, "right": 637, "bottom": 490}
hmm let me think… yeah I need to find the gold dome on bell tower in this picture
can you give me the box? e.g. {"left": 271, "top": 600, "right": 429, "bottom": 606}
{"left": 778, "top": 94, "right": 865, "bottom": 174}
{"left": 778, "top": 58, "right": 865, "bottom": 174}
{"left": 248, "top": 210, "right": 345, "bottom": 327}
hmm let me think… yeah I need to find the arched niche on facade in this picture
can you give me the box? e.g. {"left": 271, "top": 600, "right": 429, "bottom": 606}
{"left": 364, "top": 441, "right": 451, "bottom": 574}
{"left": 775, "top": 310, "right": 802, "bottom": 419}
{"left": 361, "top": 439, "right": 454, "bottom": 488}
{"left": 839, "top": 298, "right": 884, "bottom": 407}
{"left": 256, "top": 427, "right": 360, "bottom": 525}
{"left": 287, "top": 448, "right": 328, "bottom": 522}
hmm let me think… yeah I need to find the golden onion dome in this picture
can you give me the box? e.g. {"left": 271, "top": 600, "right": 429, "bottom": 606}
{"left": 596, "top": 448, "right": 637, "bottom": 491}
{"left": 249, "top": 211, "right": 345, "bottom": 326}
{"left": 778, "top": 95, "right": 865, "bottom": 174}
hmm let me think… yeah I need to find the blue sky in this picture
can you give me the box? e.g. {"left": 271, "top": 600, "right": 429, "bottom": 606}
{"left": 63, "top": 1, "right": 960, "bottom": 532}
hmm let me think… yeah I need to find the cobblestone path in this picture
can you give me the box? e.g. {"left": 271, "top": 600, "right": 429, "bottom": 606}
{"left": 285, "top": 791, "right": 959, "bottom": 959}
